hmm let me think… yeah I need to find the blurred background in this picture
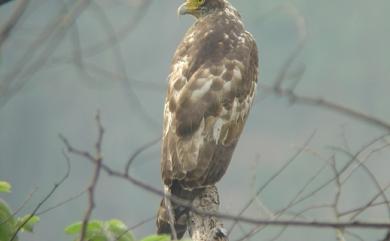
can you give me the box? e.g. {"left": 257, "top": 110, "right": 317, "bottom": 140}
{"left": 1, "top": 0, "right": 390, "bottom": 240}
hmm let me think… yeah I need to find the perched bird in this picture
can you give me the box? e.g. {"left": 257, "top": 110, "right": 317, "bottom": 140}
{"left": 157, "top": 0, "right": 258, "bottom": 239}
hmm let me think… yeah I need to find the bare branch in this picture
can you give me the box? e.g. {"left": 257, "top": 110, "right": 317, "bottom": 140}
{"left": 9, "top": 151, "right": 71, "bottom": 241}
{"left": 282, "top": 134, "right": 390, "bottom": 211}
{"left": 0, "top": 0, "right": 29, "bottom": 48}
{"left": 66, "top": 141, "right": 390, "bottom": 231}
{"left": 0, "top": 0, "right": 15, "bottom": 6}
{"left": 36, "top": 189, "right": 86, "bottom": 216}
{"left": 0, "top": 187, "right": 38, "bottom": 226}
{"left": 115, "top": 216, "right": 156, "bottom": 241}
{"left": 264, "top": 85, "right": 390, "bottom": 131}
{"left": 331, "top": 147, "right": 390, "bottom": 219}
{"left": 344, "top": 230, "right": 365, "bottom": 241}
{"left": 79, "top": 112, "right": 104, "bottom": 241}
{"left": 0, "top": 0, "right": 92, "bottom": 108}
{"left": 329, "top": 156, "right": 347, "bottom": 241}
{"left": 228, "top": 131, "right": 316, "bottom": 234}
{"left": 339, "top": 184, "right": 390, "bottom": 217}
{"left": 49, "top": 0, "right": 151, "bottom": 65}
{"left": 87, "top": 1, "right": 159, "bottom": 129}
{"left": 125, "top": 136, "right": 160, "bottom": 175}
{"left": 234, "top": 134, "right": 390, "bottom": 240}
{"left": 60, "top": 115, "right": 390, "bottom": 241}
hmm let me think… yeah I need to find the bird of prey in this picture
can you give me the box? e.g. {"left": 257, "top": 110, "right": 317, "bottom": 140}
{"left": 157, "top": 0, "right": 258, "bottom": 239}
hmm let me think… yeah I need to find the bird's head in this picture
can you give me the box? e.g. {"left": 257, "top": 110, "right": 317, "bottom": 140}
{"left": 178, "top": 0, "right": 226, "bottom": 18}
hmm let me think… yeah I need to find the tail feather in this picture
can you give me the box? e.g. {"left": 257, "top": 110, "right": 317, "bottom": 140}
{"left": 156, "top": 182, "right": 203, "bottom": 239}
{"left": 156, "top": 199, "right": 188, "bottom": 239}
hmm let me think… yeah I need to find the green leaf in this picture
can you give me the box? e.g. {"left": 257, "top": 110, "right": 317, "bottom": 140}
{"left": 92, "top": 235, "right": 108, "bottom": 241}
{"left": 107, "top": 219, "right": 127, "bottom": 232}
{"left": 65, "top": 219, "right": 134, "bottom": 241}
{"left": 106, "top": 219, "right": 134, "bottom": 241}
{"left": 0, "top": 181, "right": 11, "bottom": 193}
{"left": 139, "top": 234, "right": 171, "bottom": 241}
{"left": 65, "top": 220, "right": 104, "bottom": 235}
{"left": 94, "top": 234, "right": 109, "bottom": 241}
{"left": 84, "top": 220, "right": 105, "bottom": 241}
{"left": 86, "top": 220, "right": 104, "bottom": 234}
{"left": 116, "top": 232, "right": 134, "bottom": 241}
{"left": 65, "top": 222, "right": 82, "bottom": 234}
{"left": 0, "top": 199, "right": 17, "bottom": 241}
{"left": 15, "top": 215, "right": 40, "bottom": 232}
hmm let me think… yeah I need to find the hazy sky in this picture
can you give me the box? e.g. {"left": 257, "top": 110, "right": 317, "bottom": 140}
{"left": 1, "top": 0, "right": 389, "bottom": 240}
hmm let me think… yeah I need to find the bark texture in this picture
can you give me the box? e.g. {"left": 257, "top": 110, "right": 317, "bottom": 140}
{"left": 188, "top": 185, "right": 228, "bottom": 241}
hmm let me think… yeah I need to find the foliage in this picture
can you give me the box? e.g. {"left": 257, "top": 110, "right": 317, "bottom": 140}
{"left": 0, "top": 199, "right": 17, "bottom": 241}
{"left": 0, "top": 181, "right": 40, "bottom": 241}
{"left": 139, "top": 234, "right": 170, "bottom": 241}
{"left": 65, "top": 219, "right": 135, "bottom": 241}
{"left": 65, "top": 220, "right": 190, "bottom": 241}
{"left": 15, "top": 215, "right": 40, "bottom": 232}
{"left": 0, "top": 181, "right": 184, "bottom": 241}
{"left": 0, "top": 181, "right": 12, "bottom": 193}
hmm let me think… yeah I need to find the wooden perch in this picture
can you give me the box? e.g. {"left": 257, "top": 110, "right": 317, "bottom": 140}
{"left": 188, "top": 185, "right": 228, "bottom": 241}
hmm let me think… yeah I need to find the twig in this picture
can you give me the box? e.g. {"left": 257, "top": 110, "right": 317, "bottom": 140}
{"left": 339, "top": 188, "right": 390, "bottom": 217}
{"left": 115, "top": 216, "right": 156, "bottom": 241}
{"left": 0, "top": 187, "right": 38, "bottom": 226}
{"left": 125, "top": 136, "right": 160, "bottom": 175}
{"left": 331, "top": 147, "right": 390, "bottom": 219}
{"left": 60, "top": 116, "right": 390, "bottom": 239}
{"left": 87, "top": 2, "right": 159, "bottom": 129}
{"left": 78, "top": 112, "right": 104, "bottom": 241}
{"left": 0, "top": 0, "right": 29, "bottom": 48}
{"left": 9, "top": 151, "right": 71, "bottom": 241}
{"left": 280, "top": 134, "right": 390, "bottom": 211}
{"left": 265, "top": 85, "right": 390, "bottom": 131}
{"left": 164, "top": 187, "right": 178, "bottom": 240}
{"left": 339, "top": 143, "right": 390, "bottom": 184}
{"left": 344, "top": 230, "right": 365, "bottom": 241}
{"left": 347, "top": 183, "right": 390, "bottom": 220}
{"left": 61, "top": 134, "right": 390, "bottom": 230}
{"left": 0, "top": 0, "right": 92, "bottom": 108}
{"left": 228, "top": 131, "right": 316, "bottom": 234}
{"left": 262, "top": 2, "right": 390, "bottom": 132}
{"left": 36, "top": 189, "right": 87, "bottom": 216}
{"left": 0, "top": 0, "right": 14, "bottom": 6}
{"left": 329, "top": 156, "right": 346, "bottom": 241}
{"left": 233, "top": 134, "right": 390, "bottom": 240}
{"left": 235, "top": 203, "right": 332, "bottom": 241}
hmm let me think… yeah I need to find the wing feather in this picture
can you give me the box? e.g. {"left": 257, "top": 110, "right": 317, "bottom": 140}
{"left": 161, "top": 9, "right": 258, "bottom": 189}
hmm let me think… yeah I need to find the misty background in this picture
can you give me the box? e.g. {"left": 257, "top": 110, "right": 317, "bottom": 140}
{"left": 1, "top": 0, "right": 390, "bottom": 240}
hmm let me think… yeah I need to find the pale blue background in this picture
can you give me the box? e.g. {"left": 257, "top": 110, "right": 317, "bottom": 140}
{"left": 0, "top": 0, "right": 389, "bottom": 240}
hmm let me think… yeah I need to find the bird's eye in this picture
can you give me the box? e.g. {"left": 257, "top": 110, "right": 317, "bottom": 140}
{"left": 198, "top": 0, "right": 205, "bottom": 4}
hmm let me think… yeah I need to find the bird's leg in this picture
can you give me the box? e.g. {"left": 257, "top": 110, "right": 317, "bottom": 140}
{"left": 164, "top": 185, "right": 178, "bottom": 240}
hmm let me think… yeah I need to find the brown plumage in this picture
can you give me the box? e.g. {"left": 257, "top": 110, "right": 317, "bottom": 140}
{"left": 157, "top": 0, "right": 258, "bottom": 239}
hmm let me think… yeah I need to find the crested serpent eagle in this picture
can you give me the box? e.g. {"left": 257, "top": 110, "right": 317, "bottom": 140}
{"left": 157, "top": 0, "right": 259, "bottom": 238}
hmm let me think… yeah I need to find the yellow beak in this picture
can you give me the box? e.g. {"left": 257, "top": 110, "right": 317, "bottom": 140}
{"left": 177, "top": 2, "right": 189, "bottom": 15}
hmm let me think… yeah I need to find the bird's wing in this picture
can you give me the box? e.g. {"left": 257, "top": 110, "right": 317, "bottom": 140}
{"left": 161, "top": 30, "right": 258, "bottom": 189}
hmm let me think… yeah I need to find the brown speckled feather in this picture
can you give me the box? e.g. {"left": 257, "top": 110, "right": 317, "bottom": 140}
{"left": 157, "top": 0, "right": 258, "bottom": 238}
{"left": 162, "top": 3, "right": 258, "bottom": 189}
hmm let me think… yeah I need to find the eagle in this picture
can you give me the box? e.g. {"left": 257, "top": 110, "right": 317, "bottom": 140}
{"left": 156, "top": 0, "right": 258, "bottom": 239}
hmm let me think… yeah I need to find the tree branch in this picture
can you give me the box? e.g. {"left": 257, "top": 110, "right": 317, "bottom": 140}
{"left": 60, "top": 117, "right": 390, "bottom": 233}
{"left": 9, "top": 151, "right": 71, "bottom": 241}
{"left": 265, "top": 85, "right": 390, "bottom": 131}
{"left": 0, "top": 0, "right": 29, "bottom": 48}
